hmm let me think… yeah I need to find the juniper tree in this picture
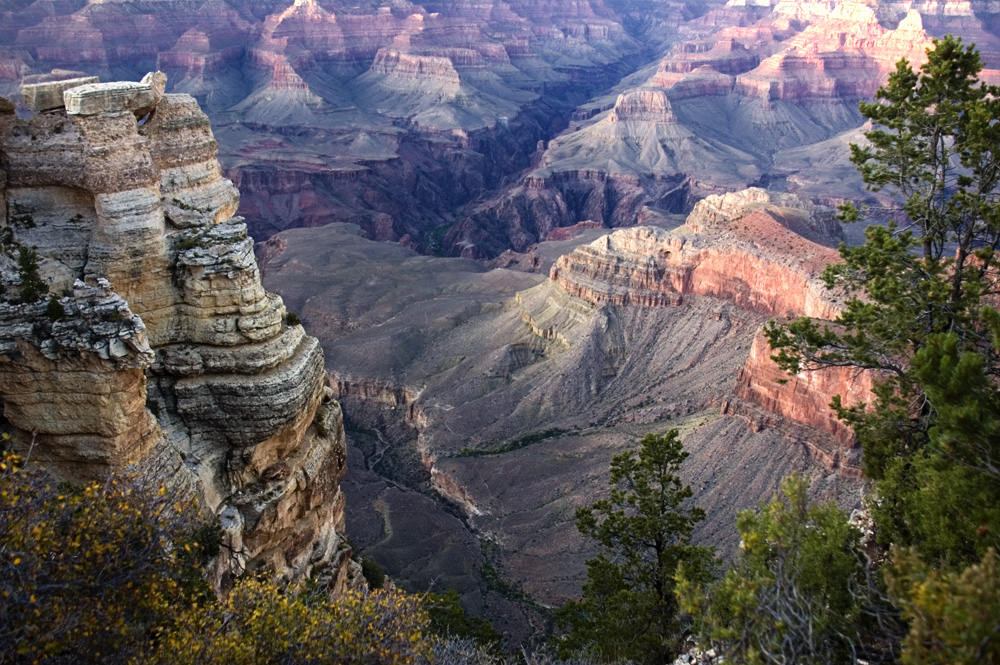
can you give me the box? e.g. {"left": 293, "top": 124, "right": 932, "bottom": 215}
{"left": 677, "top": 475, "right": 902, "bottom": 665}
{"left": 554, "top": 431, "right": 714, "bottom": 665}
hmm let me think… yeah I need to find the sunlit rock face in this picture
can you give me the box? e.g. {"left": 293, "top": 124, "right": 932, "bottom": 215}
{"left": 0, "top": 73, "right": 359, "bottom": 591}
{"left": 549, "top": 187, "right": 870, "bottom": 473}
{"left": 551, "top": 188, "right": 843, "bottom": 319}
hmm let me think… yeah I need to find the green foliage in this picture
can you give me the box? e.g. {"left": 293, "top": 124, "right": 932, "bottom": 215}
{"left": 764, "top": 36, "right": 1000, "bottom": 564}
{"left": 455, "top": 428, "right": 570, "bottom": 457}
{"left": 285, "top": 311, "right": 302, "bottom": 326}
{"left": 886, "top": 547, "right": 1000, "bottom": 665}
{"left": 424, "top": 589, "right": 503, "bottom": 654}
{"left": 17, "top": 246, "right": 47, "bottom": 303}
{"left": 362, "top": 557, "right": 386, "bottom": 590}
{"left": 151, "top": 581, "right": 432, "bottom": 665}
{"left": 0, "top": 451, "right": 215, "bottom": 663}
{"left": 45, "top": 296, "right": 64, "bottom": 322}
{"left": 554, "top": 431, "right": 714, "bottom": 665}
{"left": 479, "top": 538, "right": 533, "bottom": 604}
{"left": 678, "top": 475, "right": 900, "bottom": 665}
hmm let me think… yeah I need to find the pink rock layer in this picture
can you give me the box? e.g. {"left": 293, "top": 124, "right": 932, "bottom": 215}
{"left": 735, "top": 326, "right": 874, "bottom": 449}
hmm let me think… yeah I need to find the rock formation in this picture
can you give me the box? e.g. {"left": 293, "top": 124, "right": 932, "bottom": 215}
{"left": 733, "top": 326, "right": 873, "bottom": 450}
{"left": 0, "top": 72, "right": 358, "bottom": 590}
{"left": 442, "top": 0, "right": 1000, "bottom": 257}
{"left": 259, "top": 203, "right": 867, "bottom": 643}
{"left": 0, "top": 0, "right": 665, "bottom": 250}
{"left": 551, "top": 189, "right": 843, "bottom": 319}
{"left": 549, "top": 188, "right": 872, "bottom": 469}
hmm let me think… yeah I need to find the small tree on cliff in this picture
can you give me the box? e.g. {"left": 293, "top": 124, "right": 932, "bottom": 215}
{"left": 16, "top": 246, "right": 47, "bottom": 303}
{"left": 554, "top": 431, "right": 714, "bottom": 665}
{"left": 764, "top": 35, "right": 1000, "bottom": 563}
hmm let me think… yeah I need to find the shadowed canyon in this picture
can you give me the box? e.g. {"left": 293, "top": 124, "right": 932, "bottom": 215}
{"left": 3, "top": 0, "right": 999, "bottom": 647}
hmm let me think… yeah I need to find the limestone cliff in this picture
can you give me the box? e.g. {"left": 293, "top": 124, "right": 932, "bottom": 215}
{"left": 0, "top": 72, "right": 358, "bottom": 590}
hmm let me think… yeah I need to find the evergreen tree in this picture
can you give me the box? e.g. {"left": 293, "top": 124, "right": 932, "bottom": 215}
{"left": 764, "top": 36, "right": 1000, "bottom": 563}
{"left": 16, "top": 246, "right": 47, "bottom": 303}
{"left": 554, "top": 431, "right": 714, "bottom": 665}
{"left": 886, "top": 547, "right": 1000, "bottom": 665}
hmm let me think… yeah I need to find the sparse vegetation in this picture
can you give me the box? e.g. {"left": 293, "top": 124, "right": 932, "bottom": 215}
{"left": 455, "top": 428, "right": 570, "bottom": 457}
{"left": 17, "top": 246, "right": 47, "bottom": 303}
{"left": 362, "top": 557, "right": 386, "bottom": 589}
{"left": 286, "top": 311, "right": 302, "bottom": 326}
{"left": 425, "top": 590, "right": 503, "bottom": 654}
{"left": 553, "top": 431, "right": 714, "bottom": 665}
{"left": 45, "top": 296, "right": 64, "bottom": 321}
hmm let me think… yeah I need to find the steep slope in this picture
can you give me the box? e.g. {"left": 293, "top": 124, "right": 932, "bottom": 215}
{"left": 0, "top": 73, "right": 358, "bottom": 589}
{"left": 260, "top": 187, "right": 866, "bottom": 641}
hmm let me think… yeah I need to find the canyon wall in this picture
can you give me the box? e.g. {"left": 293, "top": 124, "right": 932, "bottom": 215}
{"left": 550, "top": 189, "right": 843, "bottom": 319}
{"left": 443, "top": 0, "right": 1000, "bottom": 257}
{"left": 549, "top": 189, "right": 873, "bottom": 465}
{"left": 732, "top": 326, "right": 874, "bottom": 450}
{"left": 0, "top": 0, "right": 686, "bottom": 252}
{"left": 0, "top": 73, "right": 358, "bottom": 590}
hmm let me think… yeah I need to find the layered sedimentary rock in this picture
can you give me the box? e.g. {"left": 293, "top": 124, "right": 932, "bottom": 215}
{"left": 550, "top": 189, "right": 843, "bottom": 319}
{"left": 446, "top": 0, "right": 1000, "bottom": 257}
{"left": 259, "top": 205, "right": 867, "bottom": 643}
{"left": 0, "top": 0, "right": 725, "bottom": 252}
{"left": 0, "top": 73, "right": 357, "bottom": 589}
{"left": 733, "top": 326, "right": 873, "bottom": 450}
{"left": 549, "top": 187, "right": 871, "bottom": 471}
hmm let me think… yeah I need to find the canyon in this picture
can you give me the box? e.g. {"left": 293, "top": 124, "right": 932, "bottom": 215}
{"left": 258, "top": 188, "right": 873, "bottom": 641}
{"left": 2, "top": 0, "right": 994, "bottom": 648}
{"left": 8, "top": 0, "right": 996, "bottom": 257}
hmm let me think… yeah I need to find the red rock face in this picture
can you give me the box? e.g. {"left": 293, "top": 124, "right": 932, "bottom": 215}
{"left": 735, "top": 326, "right": 874, "bottom": 450}
{"left": 547, "top": 188, "right": 870, "bottom": 472}
{"left": 446, "top": 1, "right": 1000, "bottom": 257}
{"left": 550, "top": 208, "right": 842, "bottom": 319}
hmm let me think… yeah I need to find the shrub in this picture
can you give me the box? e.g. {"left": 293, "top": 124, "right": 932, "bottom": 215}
{"left": 286, "top": 312, "right": 302, "bottom": 326}
{"left": 151, "top": 582, "right": 433, "bottom": 665}
{"left": 425, "top": 590, "right": 503, "bottom": 653}
{"left": 362, "top": 558, "right": 386, "bottom": 590}
{"left": 45, "top": 296, "right": 64, "bottom": 321}
{"left": 0, "top": 451, "right": 216, "bottom": 663}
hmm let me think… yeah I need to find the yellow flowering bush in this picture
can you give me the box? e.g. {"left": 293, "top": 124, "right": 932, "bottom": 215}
{"left": 0, "top": 445, "right": 435, "bottom": 665}
{"left": 0, "top": 449, "right": 217, "bottom": 664}
{"left": 151, "top": 580, "right": 433, "bottom": 665}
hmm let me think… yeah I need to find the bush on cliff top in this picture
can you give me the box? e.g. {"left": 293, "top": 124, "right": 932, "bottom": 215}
{"left": 0, "top": 446, "right": 436, "bottom": 665}
{"left": 0, "top": 447, "right": 216, "bottom": 663}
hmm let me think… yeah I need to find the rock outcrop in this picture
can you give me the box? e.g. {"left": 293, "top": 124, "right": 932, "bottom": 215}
{"left": 0, "top": 73, "right": 358, "bottom": 590}
{"left": 550, "top": 189, "right": 843, "bottom": 319}
{"left": 733, "top": 326, "right": 873, "bottom": 450}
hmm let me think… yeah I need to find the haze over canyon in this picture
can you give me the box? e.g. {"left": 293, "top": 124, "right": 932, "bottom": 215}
{"left": 2, "top": 0, "right": 999, "bottom": 645}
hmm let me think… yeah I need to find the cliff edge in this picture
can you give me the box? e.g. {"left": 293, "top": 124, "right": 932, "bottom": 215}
{"left": 0, "top": 72, "right": 358, "bottom": 590}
